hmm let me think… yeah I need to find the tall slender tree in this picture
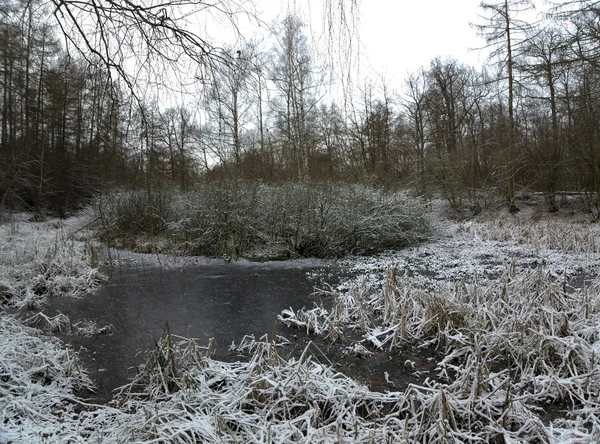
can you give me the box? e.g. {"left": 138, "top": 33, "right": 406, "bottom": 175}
{"left": 475, "top": 0, "right": 535, "bottom": 212}
{"left": 521, "top": 27, "right": 570, "bottom": 209}
{"left": 270, "top": 15, "right": 320, "bottom": 179}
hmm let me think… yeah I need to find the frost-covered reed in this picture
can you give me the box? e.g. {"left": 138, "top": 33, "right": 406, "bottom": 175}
{"left": 2, "top": 205, "right": 600, "bottom": 442}
{"left": 459, "top": 216, "right": 600, "bottom": 253}
{"left": 280, "top": 213, "right": 600, "bottom": 442}
{"left": 0, "top": 212, "right": 105, "bottom": 309}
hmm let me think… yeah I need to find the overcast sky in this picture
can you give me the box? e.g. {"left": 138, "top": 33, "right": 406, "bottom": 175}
{"left": 248, "top": 0, "right": 493, "bottom": 93}
{"left": 358, "top": 0, "right": 486, "bottom": 79}
{"left": 253, "top": 0, "right": 559, "bottom": 88}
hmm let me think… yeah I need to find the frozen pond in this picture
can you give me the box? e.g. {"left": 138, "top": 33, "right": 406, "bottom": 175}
{"left": 47, "top": 257, "right": 342, "bottom": 402}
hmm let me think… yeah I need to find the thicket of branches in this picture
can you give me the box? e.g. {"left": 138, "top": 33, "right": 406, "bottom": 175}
{"left": 94, "top": 182, "right": 430, "bottom": 258}
{"left": 2, "top": 0, "right": 600, "bottom": 216}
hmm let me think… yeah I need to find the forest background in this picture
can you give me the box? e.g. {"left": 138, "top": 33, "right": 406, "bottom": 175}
{"left": 1, "top": 0, "right": 599, "bottom": 217}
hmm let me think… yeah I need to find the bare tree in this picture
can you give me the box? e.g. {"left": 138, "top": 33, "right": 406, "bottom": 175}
{"left": 358, "top": 79, "right": 394, "bottom": 177}
{"left": 474, "top": 0, "right": 535, "bottom": 212}
{"left": 402, "top": 69, "right": 429, "bottom": 181}
{"left": 520, "top": 27, "right": 570, "bottom": 209}
{"left": 206, "top": 45, "right": 257, "bottom": 169}
{"left": 426, "top": 58, "right": 474, "bottom": 155}
{"left": 44, "top": 0, "right": 359, "bottom": 95}
{"left": 270, "top": 14, "right": 321, "bottom": 180}
{"left": 158, "top": 106, "right": 196, "bottom": 189}
{"left": 552, "top": 0, "right": 600, "bottom": 68}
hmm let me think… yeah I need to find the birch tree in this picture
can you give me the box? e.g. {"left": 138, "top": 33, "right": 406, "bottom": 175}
{"left": 270, "top": 15, "right": 320, "bottom": 179}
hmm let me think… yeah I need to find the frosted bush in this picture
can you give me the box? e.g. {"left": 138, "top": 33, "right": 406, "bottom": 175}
{"left": 94, "top": 182, "right": 431, "bottom": 259}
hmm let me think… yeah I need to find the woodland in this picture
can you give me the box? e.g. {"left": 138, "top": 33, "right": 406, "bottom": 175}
{"left": 1, "top": 0, "right": 600, "bottom": 218}
{"left": 3, "top": 2, "right": 600, "bottom": 442}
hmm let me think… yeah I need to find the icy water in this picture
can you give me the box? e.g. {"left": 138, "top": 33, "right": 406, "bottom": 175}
{"left": 47, "top": 257, "right": 342, "bottom": 403}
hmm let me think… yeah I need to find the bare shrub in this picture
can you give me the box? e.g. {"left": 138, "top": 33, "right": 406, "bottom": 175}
{"left": 95, "top": 187, "right": 175, "bottom": 249}
{"left": 94, "top": 182, "right": 431, "bottom": 259}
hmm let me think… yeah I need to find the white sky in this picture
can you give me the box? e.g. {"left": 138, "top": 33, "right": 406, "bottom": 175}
{"left": 162, "top": 0, "right": 562, "bottom": 106}
{"left": 252, "top": 0, "right": 559, "bottom": 89}
{"left": 245, "top": 0, "right": 489, "bottom": 96}
{"left": 357, "top": 0, "right": 486, "bottom": 80}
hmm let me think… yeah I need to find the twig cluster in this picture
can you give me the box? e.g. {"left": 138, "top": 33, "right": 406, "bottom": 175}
{"left": 94, "top": 182, "right": 430, "bottom": 259}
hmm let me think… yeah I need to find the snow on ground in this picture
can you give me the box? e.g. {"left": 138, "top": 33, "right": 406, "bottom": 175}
{"left": 2, "top": 203, "right": 600, "bottom": 442}
{"left": 281, "top": 205, "right": 600, "bottom": 441}
{"left": 0, "top": 210, "right": 105, "bottom": 309}
{"left": 344, "top": 211, "right": 600, "bottom": 292}
{"left": 0, "top": 210, "right": 108, "bottom": 442}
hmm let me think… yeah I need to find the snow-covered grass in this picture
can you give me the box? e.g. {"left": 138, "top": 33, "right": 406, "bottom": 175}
{"left": 0, "top": 211, "right": 105, "bottom": 309}
{"left": 279, "top": 208, "right": 600, "bottom": 441}
{"left": 2, "top": 202, "right": 600, "bottom": 442}
{"left": 0, "top": 315, "right": 96, "bottom": 442}
{"left": 461, "top": 216, "right": 600, "bottom": 253}
{"left": 109, "top": 334, "right": 414, "bottom": 442}
{"left": 0, "top": 210, "right": 108, "bottom": 442}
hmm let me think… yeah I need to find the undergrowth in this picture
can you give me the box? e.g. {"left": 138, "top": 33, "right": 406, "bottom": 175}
{"left": 0, "top": 212, "right": 105, "bottom": 310}
{"left": 94, "top": 182, "right": 431, "bottom": 259}
{"left": 277, "top": 215, "right": 600, "bottom": 442}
